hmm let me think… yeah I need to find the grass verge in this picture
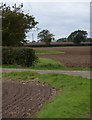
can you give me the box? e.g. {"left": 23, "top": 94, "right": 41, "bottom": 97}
{"left": 1, "top": 57, "right": 91, "bottom": 71}
{"left": 2, "top": 71, "right": 90, "bottom": 118}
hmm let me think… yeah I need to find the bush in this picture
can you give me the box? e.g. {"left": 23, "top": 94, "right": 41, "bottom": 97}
{"left": 2, "top": 47, "right": 38, "bottom": 67}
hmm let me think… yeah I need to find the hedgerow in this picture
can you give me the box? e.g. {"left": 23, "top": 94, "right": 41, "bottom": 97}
{"left": 2, "top": 47, "right": 38, "bottom": 67}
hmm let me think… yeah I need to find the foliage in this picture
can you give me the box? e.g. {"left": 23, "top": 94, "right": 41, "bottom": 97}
{"left": 86, "top": 38, "right": 92, "bottom": 42}
{"left": 57, "top": 38, "right": 67, "bottom": 42}
{"left": 2, "top": 47, "right": 38, "bottom": 67}
{"left": 25, "top": 43, "right": 92, "bottom": 47}
{"left": 32, "top": 40, "right": 36, "bottom": 43}
{"left": 68, "top": 30, "right": 88, "bottom": 43}
{"left": 1, "top": 3, "right": 38, "bottom": 46}
{"left": 37, "top": 29, "right": 54, "bottom": 45}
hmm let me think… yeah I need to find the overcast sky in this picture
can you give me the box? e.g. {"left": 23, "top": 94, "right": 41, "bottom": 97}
{"left": 2, "top": 1, "right": 90, "bottom": 42}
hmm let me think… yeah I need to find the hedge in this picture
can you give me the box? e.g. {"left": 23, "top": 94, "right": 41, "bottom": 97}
{"left": 2, "top": 47, "right": 38, "bottom": 67}
{"left": 25, "top": 43, "right": 92, "bottom": 47}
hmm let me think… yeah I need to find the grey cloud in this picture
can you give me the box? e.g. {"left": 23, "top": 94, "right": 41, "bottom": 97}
{"left": 3, "top": 2, "right": 89, "bottom": 40}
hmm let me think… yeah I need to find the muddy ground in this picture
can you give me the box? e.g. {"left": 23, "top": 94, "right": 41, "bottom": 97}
{"left": 2, "top": 78, "right": 57, "bottom": 118}
{"left": 34, "top": 47, "right": 91, "bottom": 68}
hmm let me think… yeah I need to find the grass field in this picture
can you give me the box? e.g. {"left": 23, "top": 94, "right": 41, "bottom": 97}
{"left": 3, "top": 71, "right": 90, "bottom": 118}
{"left": 35, "top": 49, "right": 64, "bottom": 54}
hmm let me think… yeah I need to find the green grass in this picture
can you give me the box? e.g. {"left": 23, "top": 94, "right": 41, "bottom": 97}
{"left": 1, "top": 58, "right": 64, "bottom": 70}
{"left": 35, "top": 49, "right": 64, "bottom": 54}
{"left": 31, "top": 58, "right": 65, "bottom": 70}
{"left": 32, "top": 58, "right": 91, "bottom": 71}
{"left": 3, "top": 71, "right": 39, "bottom": 81}
{"left": 36, "top": 74, "right": 90, "bottom": 118}
{"left": 1, "top": 57, "right": 91, "bottom": 71}
{"left": 2, "top": 71, "right": 90, "bottom": 118}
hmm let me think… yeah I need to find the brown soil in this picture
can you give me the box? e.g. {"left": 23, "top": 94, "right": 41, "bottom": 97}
{"left": 35, "top": 47, "right": 91, "bottom": 68}
{"left": 2, "top": 78, "right": 57, "bottom": 118}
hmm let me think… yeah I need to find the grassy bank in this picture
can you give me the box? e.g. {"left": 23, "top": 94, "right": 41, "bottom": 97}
{"left": 3, "top": 71, "right": 90, "bottom": 118}
{"left": 1, "top": 57, "right": 91, "bottom": 71}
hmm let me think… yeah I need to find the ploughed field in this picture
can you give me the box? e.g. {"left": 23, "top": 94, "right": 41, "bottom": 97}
{"left": 34, "top": 47, "right": 91, "bottom": 68}
{"left": 2, "top": 78, "right": 56, "bottom": 118}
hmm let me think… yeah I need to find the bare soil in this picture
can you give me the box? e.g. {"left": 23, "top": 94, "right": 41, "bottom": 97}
{"left": 2, "top": 78, "right": 57, "bottom": 118}
{"left": 35, "top": 47, "right": 91, "bottom": 68}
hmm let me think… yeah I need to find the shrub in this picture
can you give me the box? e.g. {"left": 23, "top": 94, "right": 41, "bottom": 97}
{"left": 2, "top": 47, "right": 38, "bottom": 67}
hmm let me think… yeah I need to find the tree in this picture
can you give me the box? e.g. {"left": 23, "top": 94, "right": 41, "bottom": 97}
{"left": 86, "top": 38, "right": 92, "bottom": 42}
{"left": 68, "top": 30, "right": 88, "bottom": 43}
{"left": 57, "top": 38, "right": 67, "bottom": 42}
{"left": 1, "top": 3, "right": 38, "bottom": 46}
{"left": 37, "top": 29, "right": 54, "bottom": 45}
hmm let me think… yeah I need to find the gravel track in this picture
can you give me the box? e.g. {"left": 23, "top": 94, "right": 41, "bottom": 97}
{"left": 1, "top": 68, "right": 91, "bottom": 79}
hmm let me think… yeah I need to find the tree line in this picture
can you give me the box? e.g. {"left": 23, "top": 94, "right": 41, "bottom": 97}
{"left": 37, "top": 29, "right": 91, "bottom": 44}
{"left": 1, "top": 3, "right": 92, "bottom": 46}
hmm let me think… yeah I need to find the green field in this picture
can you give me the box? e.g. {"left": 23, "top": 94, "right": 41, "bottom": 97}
{"left": 3, "top": 71, "right": 90, "bottom": 118}
{"left": 35, "top": 49, "right": 64, "bottom": 54}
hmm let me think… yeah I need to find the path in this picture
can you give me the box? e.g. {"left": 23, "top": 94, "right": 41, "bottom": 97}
{"left": 1, "top": 68, "right": 91, "bottom": 79}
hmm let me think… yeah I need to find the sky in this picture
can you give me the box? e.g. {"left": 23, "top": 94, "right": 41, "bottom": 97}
{"left": 2, "top": 0, "right": 91, "bottom": 42}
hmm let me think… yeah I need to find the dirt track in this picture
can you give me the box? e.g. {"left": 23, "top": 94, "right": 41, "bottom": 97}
{"left": 2, "top": 78, "right": 57, "bottom": 118}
